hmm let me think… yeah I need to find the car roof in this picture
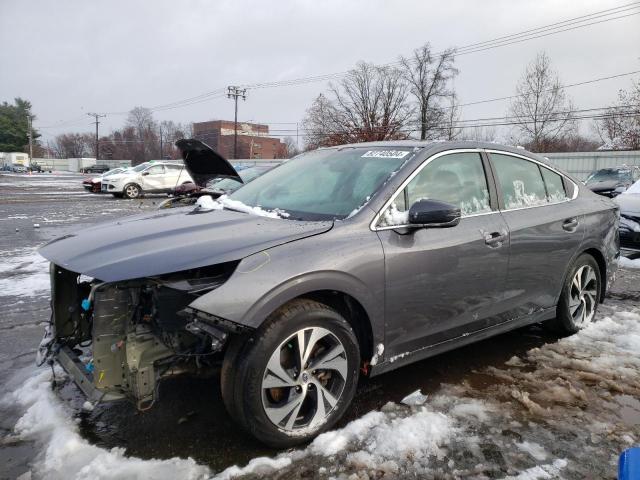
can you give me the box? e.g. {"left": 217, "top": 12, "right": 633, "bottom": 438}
{"left": 322, "top": 140, "right": 551, "bottom": 163}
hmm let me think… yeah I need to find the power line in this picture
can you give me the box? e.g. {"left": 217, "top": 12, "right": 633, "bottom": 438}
{"left": 35, "top": 3, "right": 639, "bottom": 128}
{"left": 262, "top": 105, "right": 638, "bottom": 135}
{"left": 68, "top": 2, "right": 640, "bottom": 117}
{"left": 241, "top": 3, "right": 640, "bottom": 89}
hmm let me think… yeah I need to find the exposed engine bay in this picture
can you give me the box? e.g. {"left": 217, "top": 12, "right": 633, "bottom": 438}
{"left": 39, "top": 261, "right": 245, "bottom": 410}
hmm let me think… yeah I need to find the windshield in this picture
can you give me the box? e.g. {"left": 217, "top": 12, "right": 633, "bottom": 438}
{"left": 103, "top": 168, "right": 123, "bottom": 177}
{"left": 207, "top": 166, "right": 271, "bottom": 192}
{"left": 131, "top": 163, "right": 149, "bottom": 173}
{"left": 585, "top": 168, "right": 633, "bottom": 184}
{"left": 228, "top": 147, "right": 415, "bottom": 220}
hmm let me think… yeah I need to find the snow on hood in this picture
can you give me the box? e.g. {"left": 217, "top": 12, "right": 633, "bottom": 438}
{"left": 193, "top": 195, "right": 288, "bottom": 219}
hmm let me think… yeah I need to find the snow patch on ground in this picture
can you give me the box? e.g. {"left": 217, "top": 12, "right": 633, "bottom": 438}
{"left": 4, "top": 369, "right": 210, "bottom": 480}
{"left": 401, "top": 389, "right": 428, "bottom": 406}
{"left": 0, "top": 248, "right": 50, "bottom": 299}
{"left": 619, "top": 256, "right": 640, "bottom": 269}
{"left": 498, "top": 458, "right": 567, "bottom": 479}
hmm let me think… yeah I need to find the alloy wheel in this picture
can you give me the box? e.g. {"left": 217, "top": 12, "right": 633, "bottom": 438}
{"left": 569, "top": 264, "right": 598, "bottom": 326}
{"left": 125, "top": 184, "right": 139, "bottom": 198}
{"left": 261, "top": 326, "right": 348, "bottom": 433}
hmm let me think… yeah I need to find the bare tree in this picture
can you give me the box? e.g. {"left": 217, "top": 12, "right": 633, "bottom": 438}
{"left": 440, "top": 95, "right": 462, "bottom": 141}
{"left": 283, "top": 136, "right": 300, "bottom": 157}
{"left": 303, "top": 62, "right": 411, "bottom": 148}
{"left": 509, "top": 52, "right": 576, "bottom": 152}
{"left": 303, "top": 94, "right": 342, "bottom": 149}
{"left": 125, "top": 107, "right": 159, "bottom": 161}
{"left": 461, "top": 126, "right": 498, "bottom": 142}
{"left": 594, "top": 81, "right": 640, "bottom": 150}
{"left": 400, "top": 44, "right": 458, "bottom": 140}
{"left": 52, "top": 133, "right": 92, "bottom": 158}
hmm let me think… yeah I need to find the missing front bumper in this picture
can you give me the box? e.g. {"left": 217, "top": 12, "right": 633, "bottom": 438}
{"left": 56, "top": 345, "right": 125, "bottom": 402}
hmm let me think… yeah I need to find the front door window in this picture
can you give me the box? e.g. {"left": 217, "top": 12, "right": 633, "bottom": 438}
{"left": 379, "top": 152, "right": 491, "bottom": 227}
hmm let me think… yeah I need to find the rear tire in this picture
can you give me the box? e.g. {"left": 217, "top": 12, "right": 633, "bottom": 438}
{"left": 548, "top": 253, "right": 601, "bottom": 335}
{"left": 123, "top": 183, "right": 141, "bottom": 199}
{"left": 220, "top": 299, "right": 360, "bottom": 447}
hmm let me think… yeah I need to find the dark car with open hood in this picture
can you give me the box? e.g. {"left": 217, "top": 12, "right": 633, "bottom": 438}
{"left": 584, "top": 166, "right": 640, "bottom": 198}
{"left": 37, "top": 140, "right": 619, "bottom": 447}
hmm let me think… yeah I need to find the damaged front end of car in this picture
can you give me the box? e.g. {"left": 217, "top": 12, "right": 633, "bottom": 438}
{"left": 39, "top": 260, "right": 247, "bottom": 410}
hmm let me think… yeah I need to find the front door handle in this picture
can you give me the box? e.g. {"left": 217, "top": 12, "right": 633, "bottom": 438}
{"left": 562, "top": 217, "right": 579, "bottom": 232}
{"left": 484, "top": 231, "right": 507, "bottom": 247}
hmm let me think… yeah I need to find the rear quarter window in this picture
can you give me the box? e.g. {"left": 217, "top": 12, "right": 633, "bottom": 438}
{"left": 540, "top": 166, "right": 568, "bottom": 202}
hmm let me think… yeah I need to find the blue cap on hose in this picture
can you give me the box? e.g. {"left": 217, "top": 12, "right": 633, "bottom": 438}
{"left": 619, "top": 447, "right": 640, "bottom": 480}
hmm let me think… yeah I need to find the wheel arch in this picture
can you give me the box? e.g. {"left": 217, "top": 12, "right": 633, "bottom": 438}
{"left": 582, "top": 247, "right": 607, "bottom": 303}
{"left": 211, "top": 270, "right": 382, "bottom": 366}
{"left": 295, "top": 290, "right": 374, "bottom": 365}
{"left": 561, "top": 247, "right": 607, "bottom": 304}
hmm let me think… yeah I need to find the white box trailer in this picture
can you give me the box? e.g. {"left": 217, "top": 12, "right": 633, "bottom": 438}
{"left": 0, "top": 152, "right": 30, "bottom": 168}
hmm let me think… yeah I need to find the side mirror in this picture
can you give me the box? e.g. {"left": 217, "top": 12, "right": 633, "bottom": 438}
{"left": 408, "top": 199, "right": 460, "bottom": 228}
{"left": 142, "top": 171, "right": 149, "bottom": 176}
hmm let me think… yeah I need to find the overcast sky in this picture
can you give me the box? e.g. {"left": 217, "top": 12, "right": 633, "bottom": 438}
{"left": 1, "top": 0, "right": 638, "bottom": 145}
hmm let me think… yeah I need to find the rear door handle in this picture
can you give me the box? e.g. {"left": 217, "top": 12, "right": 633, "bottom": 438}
{"left": 484, "top": 231, "right": 507, "bottom": 247}
{"left": 562, "top": 217, "right": 579, "bottom": 232}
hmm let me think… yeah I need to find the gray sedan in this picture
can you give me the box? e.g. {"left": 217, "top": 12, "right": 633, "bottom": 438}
{"left": 38, "top": 140, "right": 619, "bottom": 447}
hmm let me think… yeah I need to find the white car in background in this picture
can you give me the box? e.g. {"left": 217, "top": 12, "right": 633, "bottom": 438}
{"left": 101, "top": 162, "right": 192, "bottom": 199}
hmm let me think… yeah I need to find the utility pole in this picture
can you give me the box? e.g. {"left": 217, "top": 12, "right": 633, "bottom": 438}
{"left": 227, "top": 86, "right": 247, "bottom": 159}
{"left": 159, "top": 124, "right": 163, "bottom": 159}
{"left": 26, "top": 115, "right": 34, "bottom": 166}
{"left": 87, "top": 113, "right": 106, "bottom": 160}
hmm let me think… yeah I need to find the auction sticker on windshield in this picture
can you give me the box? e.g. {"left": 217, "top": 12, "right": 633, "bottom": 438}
{"left": 361, "top": 150, "right": 410, "bottom": 159}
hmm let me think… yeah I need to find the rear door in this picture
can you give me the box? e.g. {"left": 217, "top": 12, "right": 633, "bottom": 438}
{"left": 376, "top": 150, "right": 511, "bottom": 357}
{"left": 487, "top": 151, "right": 584, "bottom": 318}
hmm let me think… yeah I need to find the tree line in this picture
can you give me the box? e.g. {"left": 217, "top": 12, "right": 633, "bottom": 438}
{"left": 302, "top": 45, "right": 639, "bottom": 153}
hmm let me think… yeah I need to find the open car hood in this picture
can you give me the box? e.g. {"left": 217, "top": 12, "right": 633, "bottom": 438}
{"left": 175, "top": 139, "right": 242, "bottom": 187}
{"left": 39, "top": 208, "right": 333, "bottom": 282}
{"left": 586, "top": 179, "right": 625, "bottom": 192}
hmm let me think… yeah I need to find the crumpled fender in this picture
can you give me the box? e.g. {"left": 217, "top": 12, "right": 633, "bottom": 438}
{"left": 187, "top": 223, "right": 385, "bottom": 346}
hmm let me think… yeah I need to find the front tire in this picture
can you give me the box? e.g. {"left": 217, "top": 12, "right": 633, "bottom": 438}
{"left": 221, "top": 299, "right": 360, "bottom": 447}
{"left": 550, "top": 253, "right": 601, "bottom": 334}
{"left": 123, "top": 183, "right": 141, "bottom": 199}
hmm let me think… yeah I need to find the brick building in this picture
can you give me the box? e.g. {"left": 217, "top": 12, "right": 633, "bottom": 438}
{"left": 192, "top": 120, "right": 286, "bottom": 159}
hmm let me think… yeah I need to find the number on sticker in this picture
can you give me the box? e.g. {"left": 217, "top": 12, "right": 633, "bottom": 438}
{"left": 361, "top": 150, "right": 410, "bottom": 159}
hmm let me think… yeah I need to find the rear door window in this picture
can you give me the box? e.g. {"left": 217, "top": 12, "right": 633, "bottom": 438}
{"left": 490, "top": 153, "right": 547, "bottom": 209}
{"left": 146, "top": 165, "right": 165, "bottom": 175}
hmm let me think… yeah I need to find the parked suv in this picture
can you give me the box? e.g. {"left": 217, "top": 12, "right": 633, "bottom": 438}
{"left": 101, "top": 161, "right": 192, "bottom": 198}
{"left": 585, "top": 166, "right": 640, "bottom": 197}
{"left": 83, "top": 164, "right": 111, "bottom": 174}
{"left": 38, "top": 140, "right": 618, "bottom": 447}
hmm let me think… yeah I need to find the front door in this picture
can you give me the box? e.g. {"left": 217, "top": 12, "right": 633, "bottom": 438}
{"left": 376, "top": 151, "right": 510, "bottom": 358}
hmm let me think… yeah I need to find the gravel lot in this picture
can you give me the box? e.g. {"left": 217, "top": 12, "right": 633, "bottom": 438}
{"left": 0, "top": 172, "right": 638, "bottom": 480}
